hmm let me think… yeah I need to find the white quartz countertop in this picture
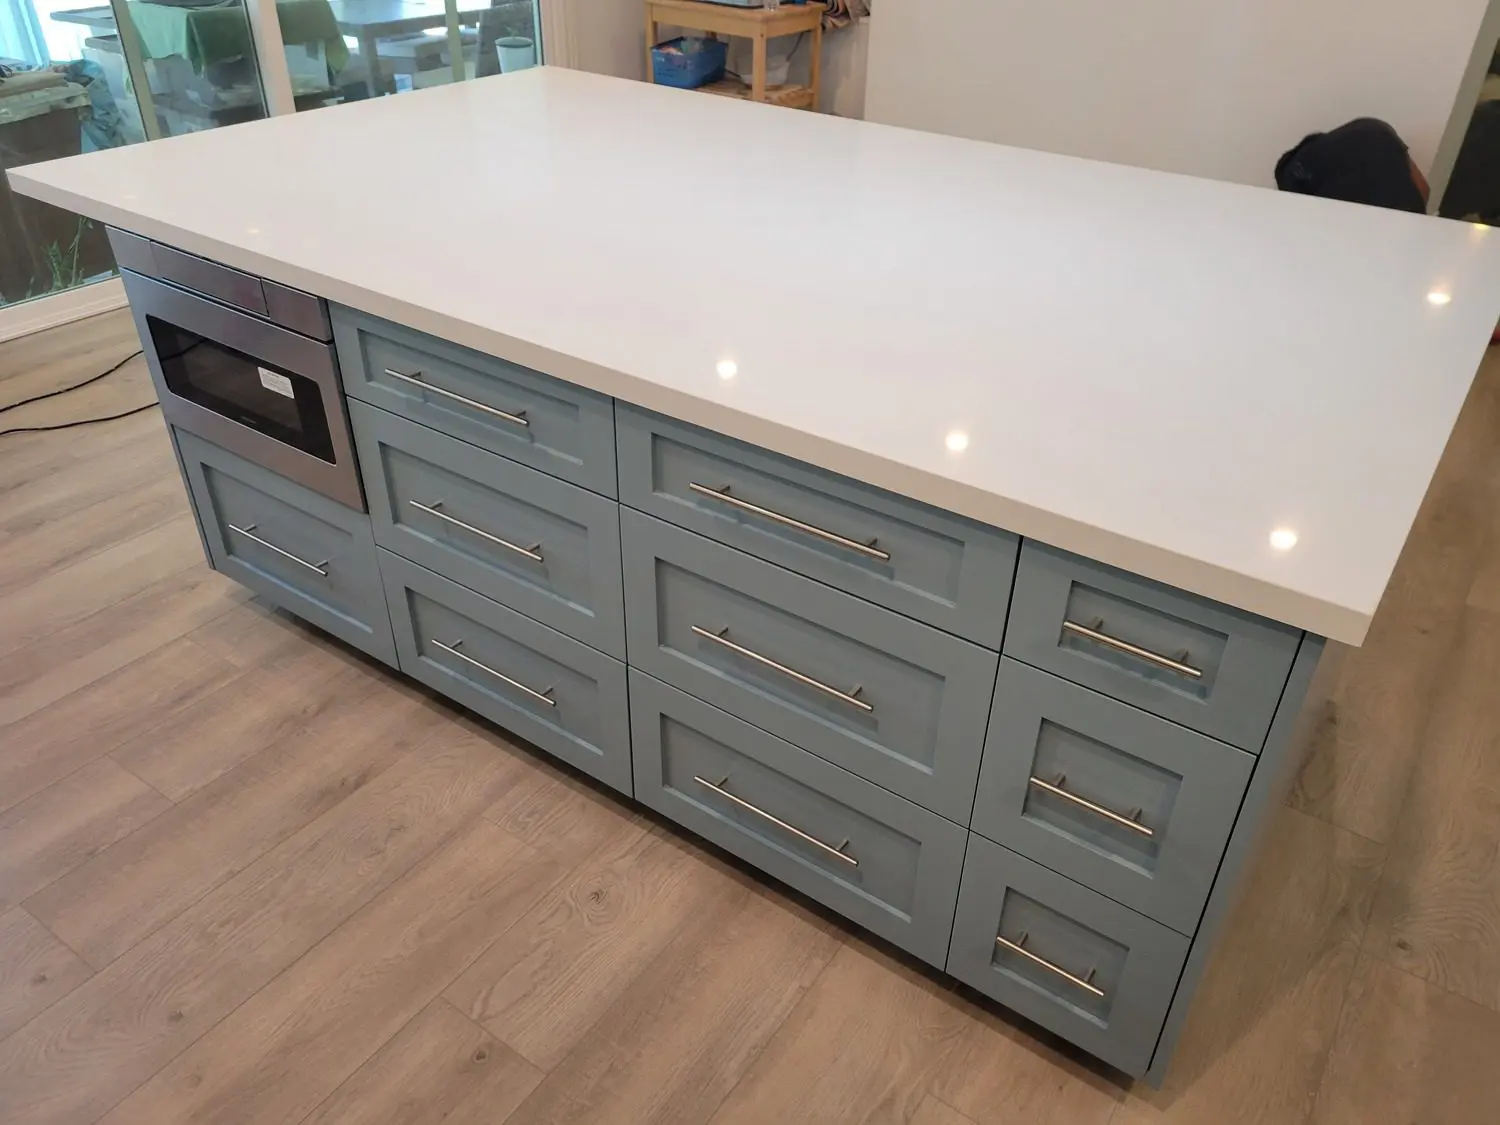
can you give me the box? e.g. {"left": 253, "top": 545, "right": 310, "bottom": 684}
{"left": 13, "top": 68, "right": 1500, "bottom": 644}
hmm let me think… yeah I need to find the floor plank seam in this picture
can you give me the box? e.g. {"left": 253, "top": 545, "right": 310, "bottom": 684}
{"left": 22, "top": 733, "right": 391, "bottom": 974}
{"left": 1, "top": 593, "right": 247, "bottom": 732}
{"left": 683, "top": 925, "right": 849, "bottom": 1125}
{"left": 106, "top": 755, "right": 176, "bottom": 805}
{"left": 42, "top": 741, "right": 493, "bottom": 1123}
{"left": 287, "top": 994, "right": 455, "bottom": 1125}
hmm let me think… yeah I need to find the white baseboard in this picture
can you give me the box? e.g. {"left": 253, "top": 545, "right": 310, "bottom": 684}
{"left": 0, "top": 277, "right": 129, "bottom": 346}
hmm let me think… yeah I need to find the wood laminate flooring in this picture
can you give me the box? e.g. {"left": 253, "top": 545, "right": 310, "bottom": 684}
{"left": 2, "top": 310, "right": 1498, "bottom": 1125}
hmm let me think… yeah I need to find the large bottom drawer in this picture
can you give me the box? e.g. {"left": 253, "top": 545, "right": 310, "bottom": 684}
{"left": 380, "top": 550, "right": 631, "bottom": 795}
{"left": 629, "top": 670, "right": 966, "bottom": 967}
{"left": 946, "top": 833, "right": 1190, "bottom": 1076}
{"left": 177, "top": 428, "right": 396, "bottom": 665}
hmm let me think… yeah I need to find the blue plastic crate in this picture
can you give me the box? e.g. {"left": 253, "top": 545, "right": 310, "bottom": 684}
{"left": 651, "top": 37, "right": 728, "bottom": 89}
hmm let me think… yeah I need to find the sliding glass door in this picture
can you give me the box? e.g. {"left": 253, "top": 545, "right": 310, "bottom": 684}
{"left": 1, "top": 0, "right": 269, "bottom": 309}
{"left": 273, "top": 0, "right": 540, "bottom": 108}
{"left": 2, "top": 0, "right": 543, "bottom": 317}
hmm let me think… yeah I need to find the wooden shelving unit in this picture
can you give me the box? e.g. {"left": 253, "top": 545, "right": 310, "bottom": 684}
{"left": 645, "top": 0, "right": 825, "bottom": 109}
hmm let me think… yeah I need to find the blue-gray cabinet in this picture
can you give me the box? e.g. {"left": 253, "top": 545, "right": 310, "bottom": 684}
{"left": 176, "top": 428, "right": 396, "bottom": 665}
{"left": 1005, "top": 543, "right": 1301, "bottom": 751}
{"left": 974, "top": 659, "right": 1253, "bottom": 935}
{"left": 630, "top": 669, "right": 968, "bottom": 968}
{"left": 351, "top": 400, "right": 627, "bottom": 658}
{"left": 144, "top": 264, "right": 1322, "bottom": 1085}
{"left": 621, "top": 509, "right": 997, "bottom": 824}
{"left": 335, "top": 305, "right": 618, "bottom": 497}
{"left": 946, "top": 833, "right": 1191, "bottom": 1076}
{"left": 617, "top": 405, "right": 1018, "bottom": 646}
{"left": 381, "top": 550, "right": 632, "bottom": 795}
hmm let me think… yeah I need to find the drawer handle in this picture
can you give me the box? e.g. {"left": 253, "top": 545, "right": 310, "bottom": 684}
{"left": 690, "top": 625, "right": 874, "bottom": 713}
{"left": 1060, "top": 618, "right": 1203, "bottom": 680}
{"left": 996, "top": 932, "right": 1106, "bottom": 998}
{"left": 227, "top": 523, "right": 329, "bottom": 576}
{"left": 430, "top": 639, "right": 557, "bottom": 707}
{"left": 383, "top": 369, "right": 530, "bottom": 428}
{"left": 693, "top": 775, "right": 858, "bottom": 867}
{"left": 1028, "top": 774, "right": 1155, "bottom": 838}
{"left": 408, "top": 500, "right": 544, "bottom": 563}
{"left": 687, "top": 482, "right": 891, "bottom": 562}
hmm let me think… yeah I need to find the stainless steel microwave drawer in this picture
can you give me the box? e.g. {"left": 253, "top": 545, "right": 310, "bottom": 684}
{"left": 617, "top": 405, "right": 1017, "bottom": 647}
{"left": 333, "top": 305, "right": 617, "bottom": 496}
{"left": 176, "top": 429, "right": 395, "bottom": 665}
{"left": 629, "top": 670, "right": 967, "bottom": 967}
{"left": 351, "top": 401, "right": 625, "bottom": 659}
{"left": 621, "top": 509, "right": 997, "bottom": 824}
{"left": 1004, "top": 542, "right": 1302, "bottom": 751}
{"left": 380, "top": 551, "right": 631, "bottom": 795}
{"left": 975, "top": 659, "right": 1253, "bottom": 935}
{"left": 946, "top": 834, "right": 1190, "bottom": 1077}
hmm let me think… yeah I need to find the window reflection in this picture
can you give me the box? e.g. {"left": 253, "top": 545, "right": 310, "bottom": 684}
{"left": 287, "top": 0, "right": 540, "bottom": 107}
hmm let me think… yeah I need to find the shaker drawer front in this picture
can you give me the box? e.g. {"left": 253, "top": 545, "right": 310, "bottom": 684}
{"left": 380, "top": 551, "right": 631, "bottom": 795}
{"left": 352, "top": 401, "right": 625, "bottom": 659}
{"left": 617, "top": 406, "right": 1017, "bottom": 647}
{"left": 975, "top": 660, "right": 1253, "bottom": 934}
{"left": 947, "top": 835, "right": 1190, "bottom": 1077}
{"left": 630, "top": 671, "right": 967, "bottom": 967}
{"left": 1005, "top": 543, "right": 1301, "bottom": 750}
{"left": 177, "top": 430, "right": 395, "bottom": 665}
{"left": 333, "top": 306, "right": 617, "bottom": 496}
{"left": 621, "top": 510, "right": 997, "bottom": 824}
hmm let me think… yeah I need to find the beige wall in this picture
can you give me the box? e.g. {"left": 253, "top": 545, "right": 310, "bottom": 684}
{"left": 863, "top": 0, "right": 1493, "bottom": 187}
{"left": 550, "top": 0, "right": 647, "bottom": 80}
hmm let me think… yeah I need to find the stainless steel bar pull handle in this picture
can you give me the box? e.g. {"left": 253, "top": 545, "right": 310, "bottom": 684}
{"left": 996, "top": 932, "right": 1106, "bottom": 998}
{"left": 1028, "top": 774, "right": 1155, "bottom": 837}
{"left": 690, "top": 625, "right": 874, "bottom": 713}
{"left": 431, "top": 639, "right": 557, "bottom": 707}
{"left": 383, "top": 369, "right": 529, "bottom": 428}
{"left": 693, "top": 775, "right": 858, "bottom": 867}
{"left": 408, "top": 501, "right": 544, "bottom": 563}
{"left": 687, "top": 482, "right": 891, "bottom": 562}
{"left": 227, "top": 523, "right": 328, "bottom": 576}
{"left": 1060, "top": 619, "right": 1203, "bottom": 680}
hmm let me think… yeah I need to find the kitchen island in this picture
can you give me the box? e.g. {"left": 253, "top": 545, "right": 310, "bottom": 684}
{"left": 10, "top": 67, "right": 1500, "bottom": 1084}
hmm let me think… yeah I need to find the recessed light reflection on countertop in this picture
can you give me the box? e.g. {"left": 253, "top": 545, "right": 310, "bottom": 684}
{"left": 1427, "top": 289, "right": 1453, "bottom": 306}
{"left": 716, "top": 359, "right": 737, "bottom": 380}
{"left": 1269, "top": 527, "right": 1298, "bottom": 552}
{"left": 945, "top": 430, "right": 970, "bottom": 453}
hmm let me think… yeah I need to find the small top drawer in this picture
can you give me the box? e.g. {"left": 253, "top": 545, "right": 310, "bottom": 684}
{"left": 1004, "top": 543, "right": 1302, "bottom": 750}
{"left": 974, "top": 659, "right": 1253, "bottom": 935}
{"left": 617, "top": 406, "right": 1017, "bottom": 647}
{"left": 176, "top": 429, "right": 395, "bottom": 665}
{"left": 333, "top": 306, "right": 617, "bottom": 497}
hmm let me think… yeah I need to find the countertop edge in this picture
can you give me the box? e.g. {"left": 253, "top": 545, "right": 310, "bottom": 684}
{"left": 8, "top": 169, "right": 1371, "bottom": 642}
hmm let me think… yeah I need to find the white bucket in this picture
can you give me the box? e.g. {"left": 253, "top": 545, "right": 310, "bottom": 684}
{"left": 495, "top": 36, "right": 537, "bottom": 73}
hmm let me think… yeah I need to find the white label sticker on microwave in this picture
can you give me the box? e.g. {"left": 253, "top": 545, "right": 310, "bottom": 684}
{"left": 258, "top": 367, "right": 295, "bottom": 398}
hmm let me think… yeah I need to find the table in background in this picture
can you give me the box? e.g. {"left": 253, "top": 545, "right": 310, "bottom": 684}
{"left": 328, "top": 0, "right": 489, "bottom": 94}
{"left": 645, "top": 0, "right": 824, "bottom": 109}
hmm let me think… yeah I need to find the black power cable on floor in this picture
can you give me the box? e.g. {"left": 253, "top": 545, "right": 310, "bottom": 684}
{"left": 0, "top": 348, "right": 144, "bottom": 413}
{"left": 0, "top": 347, "right": 158, "bottom": 437}
{"left": 1, "top": 402, "right": 160, "bottom": 437}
